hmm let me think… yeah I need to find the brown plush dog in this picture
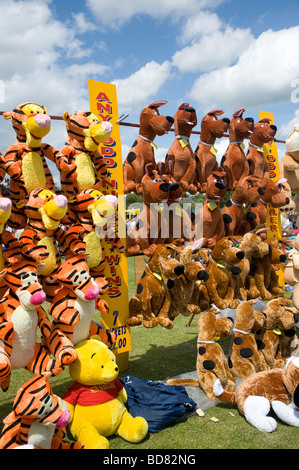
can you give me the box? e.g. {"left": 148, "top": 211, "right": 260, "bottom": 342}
{"left": 167, "top": 308, "right": 235, "bottom": 401}
{"left": 193, "top": 109, "right": 230, "bottom": 193}
{"left": 165, "top": 103, "right": 198, "bottom": 195}
{"left": 195, "top": 248, "right": 239, "bottom": 311}
{"left": 222, "top": 175, "right": 266, "bottom": 236}
{"left": 126, "top": 163, "right": 180, "bottom": 256}
{"left": 123, "top": 101, "right": 174, "bottom": 194}
{"left": 255, "top": 298, "right": 299, "bottom": 369}
{"left": 248, "top": 236, "right": 288, "bottom": 300}
{"left": 194, "top": 170, "right": 227, "bottom": 248}
{"left": 228, "top": 300, "right": 269, "bottom": 380}
{"left": 247, "top": 118, "right": 277, "bottom": 179}
{"left": 213, "top": 356, "right": 299, "bottom": 432}
{"left": 167, "top": 239, "right": 209, "bottom": 320}
{"left": 127, "top": 242, "right": 185, "bottom": 329}
{"left": 220, "top": 108, "right": 254, "bottom": 190}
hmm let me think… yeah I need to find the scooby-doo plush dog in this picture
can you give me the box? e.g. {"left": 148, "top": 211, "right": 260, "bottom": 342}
{"left": 254, "top": 298, "right": 299, "bottom": 369}
{"left": 165, "top": 103, "right": 198, "bottom": 194}
{"left": 247, "top": 118, "right": 277, "bottom": 179}
{"left": 127, "top": 242, "right": 185, "bottom": 329}
{"left": 220, "top": 108, "right": 254, "bottom": 191}
{"left": 167, "top": 239, "right": 209, "bottom": 320}
{"left": 222, "top": 175, "right": 266, "bottom": 236}
{"left": 167, "top": 308, "right": 235, "bottom": 401}
{"left": 194, "top": 109, "right": 230, "bottom": 193}
{"left": 194, "top": 170, "right": 227, "bottom": 248}
{"left": 228, "top": 300, "right": 269, "bottom": 380}
{"left": 123, "top": 101, "right": 174, "bottom": 194}
{"left": 213, "top": 356, "right": 299, "bottom": 433}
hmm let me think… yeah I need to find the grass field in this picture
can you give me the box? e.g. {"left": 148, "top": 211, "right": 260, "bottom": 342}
{"left": 0, "top": 256, "right": 298, "bottom": 450}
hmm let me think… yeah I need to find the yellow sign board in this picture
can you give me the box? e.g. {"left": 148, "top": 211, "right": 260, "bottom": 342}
{"left": 258, "top": 110, "right": 284, "bottom": 291}
{"left": 88, "top": 80, "right": 131, "bottom": 367}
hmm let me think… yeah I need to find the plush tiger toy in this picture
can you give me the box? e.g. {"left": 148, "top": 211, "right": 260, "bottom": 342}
{"left": 46, "top": 255, "right": 115, "bottom": 365}
{"left": 0, "top": 374, "right": 84, "bottom": 449}
{"left": 60, "top": 110, "right": 113, "bottom": 201}
{"left": 0, "top": 254, "right": 65, "bottom": 391}
{"left": 3, "top": 102, "right": 77, "bottom": 229}
{"left": 0, "top": 153, "right": 6, "bottom": 185}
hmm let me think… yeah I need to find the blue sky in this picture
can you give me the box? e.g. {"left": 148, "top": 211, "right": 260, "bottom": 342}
{"left": 0, "top": 0, "right": 298, "bottom": 184}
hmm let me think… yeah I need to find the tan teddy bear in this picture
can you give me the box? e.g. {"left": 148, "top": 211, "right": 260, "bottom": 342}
{"left": 280, "top": 124, "right": 299, "bottom": 212}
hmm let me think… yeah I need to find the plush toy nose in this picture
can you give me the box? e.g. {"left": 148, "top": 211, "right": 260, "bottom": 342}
{"left": 236, "top": 251, "right": 245, "bottom": 260}
{"left": 222, "top": 117, "right": 230, "bottom": 124}
{"left": 215, "top": 182, "right": 226, "bottom": 189}
{"left": 279, "top": 254, "right": 287, "bottom": 263}
{"left": 270, "top": 125, "right": 277, "bottom": 132}
{"left": 174, "top": 264, "right": 184, "bottom": 276}
{"left": 245, "top": 117, "right": 254, "bottom": 123}
{"left": 197, "top": 270, "right": 209, "bottom": 282}
{"left": 101, "top": 121, "right": 113, "bottom": 134}
{"left": 30, "top": 290, "right": 47, "bottom": 305}
{"left": 294, "top": 314, "right": 299, "bottom": 324}
{"left": 166, "top": 116, "right": 174, "bottom": 124}
{"left": 0, "top": 198, "right": 12, "bottom": 212}
{"left": 169, "top": 182, "right": 179, "bottom": 191}
{"left": 53, "top": 195, "right": 68, "bottom": 209}
{"left": 184, "top": 107, "right": 196, "bottom": 113}
{"left": 56, "top": 408, "right": 71, "bottom": 428}
{"left": 159, "top": 183, "right": 171, "bottom": 192}
{"left": 258, "top": 187, "right": 265, "bottom": 195}
{"left": 231, "top": 266, "right": 241, "bottom": 275}
{"left": 85, "top": 285, "right": 100, "bottom": 300}
{"left": 285, "top": 197, "right": 290, "bottom": 204}
{"left": 34, "top": 113, "right": 51, "bottom": 128}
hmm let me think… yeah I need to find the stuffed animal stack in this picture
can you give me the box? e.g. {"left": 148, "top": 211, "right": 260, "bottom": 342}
{"left": 0, "top": 102, "right": 140, "bottom": 449}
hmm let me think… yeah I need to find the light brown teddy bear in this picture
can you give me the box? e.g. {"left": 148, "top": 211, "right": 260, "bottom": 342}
{"left": 280, "top": 124, "right": 299, "bottom": 212}
{"left": 255, "top": 298, "right": 299, "bottom": 369}
{"left": 284, "top": 233, "right": 299, "bottom": 311}
{"left": 167, "top": 308, "right": 235, "bottom": 401}
{"left": 127, "top": 241, "right": 184, "bottom": 329}
{"left": 228, "top": 300, "right": 269, "bottom": 380}
{"left": 213, "top": 356, "right": 299, "bottom": 432}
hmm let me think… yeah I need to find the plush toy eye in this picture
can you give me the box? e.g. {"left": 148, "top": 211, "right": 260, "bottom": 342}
{"left": 213, "top": 117, "right": 217, "bottom": 121}
{"left": 152, "top": 179, "right": 157, "bottom": 183}
{"left": 20, "top": 271, "right": 38, "bottom": 287}
{"left": 37, "top": 394, "right": 54, "bottom": 420}
{"left": 73, "top": 270, "right": 89, "bottom": 286}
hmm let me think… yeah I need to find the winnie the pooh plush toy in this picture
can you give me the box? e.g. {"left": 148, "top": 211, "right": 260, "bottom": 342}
{"left": 62, "top": 336, "right": 148, "bottom": 449}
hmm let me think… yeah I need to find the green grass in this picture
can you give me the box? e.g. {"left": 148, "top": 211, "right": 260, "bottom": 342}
{"left": 1, "top": 257, "right": 299, "bottom": 450}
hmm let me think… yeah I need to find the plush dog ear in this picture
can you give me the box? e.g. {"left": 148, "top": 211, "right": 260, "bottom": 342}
{"left": 144, "top": 162, "right": 155, "bottom": 175}
{"left": 233, "top": 108, "right": 246, "bottom": 119}
{"left": 207, "top": 109, "right": 225, "bottom": 117}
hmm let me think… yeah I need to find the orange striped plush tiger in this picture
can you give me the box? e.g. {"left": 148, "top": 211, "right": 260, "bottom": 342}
{"left": 3, "top": 102, "right": 77, "bottom": 229}
{"left": 0, "top": 153, "right": 6, "bottom": 184}
{"left": 46, "top": 255, "right": 115, "bottom": 365}
{"left": 0, "top": 374, "right": 84, "bottom": 449}
{"left": 0, "top": 255, "right": 65, "bottom": 391}
{"left": 60, "top": 110, "right": 112, "bottom": 200}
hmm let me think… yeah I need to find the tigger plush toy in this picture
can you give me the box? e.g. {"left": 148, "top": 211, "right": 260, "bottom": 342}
{"left": 46, "top": 254, "right": 115, "bottom": 365}
{"left": 60, "top": 110, "right": 113, "bottom": 201}
{"left": 0, "top": 251, "right": 65, "bottom": 391}
{"left": 3, "top": 102, "right": 77, "bottom": 229}
{"left": 0, "top": 374, "right": 84, "bottom": 449}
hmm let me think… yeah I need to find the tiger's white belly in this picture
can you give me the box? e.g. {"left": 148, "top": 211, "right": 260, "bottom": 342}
{"left": 72, "top": 297, "right": 96, "bottom": 346}
{"left": 10, "top": 305, "right": 38, "bottom": 368}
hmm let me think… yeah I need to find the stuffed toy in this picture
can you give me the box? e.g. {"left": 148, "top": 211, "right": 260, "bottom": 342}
{"left": 209, "top": 236, "right": 246, "bottom": 300}
{"left": 60, "top": 110, "right": 113, "bottom": 200}
{"left": 123, "top": 101, "right": 174, "bottom": 194}
{"left": 127, "top": 241, "right": 185, "bottom": 329}
{"left": 247, "top": 118, "right": 277, "bottom": 179}
{"left": 167, "top": 239, "right": 209, "bottom": 320}
{"left": 195, "top": 248, "right": 239, "bottom": 311}
{"left": 0, "top": 253, "right": 64, "bottom": 391}
{"left": 3, "top": 102, "right": 77, "bottom": 229}
{"left": 221, "top": 175, "right": 266, "bottom": 236}
{"left": 279, "top": 181, "right": 296, "bottom": 216}
{"left": 280, "top": 123, "right": 299, "bottom": 212}
{"left": 227, "top": 300, "right": 269, "bottom": 380}
{"left": 0, "top": 153, "right": 6, "bottom": 184}
{"left": 62, "top": 336, "right": 148, "bottom": 449}
{"left": 194, "top": 109, "right": 230, "bottom": 193}
{"left": 165, "top": 103, "right": 198, "bottom": 194}
{"left": 284, "top": 233, "right": 299, "bottom": 310}
{"left": 248, "top": 236, "right": 288, "bottom": 300}
{"left": 213, "top": 356, "right": 299, "bottom": 433}
{"left": 255, "top": 298, "right": 299, "bottom": 369}
{"left": 126, "top": 163, "right": 182, "bottom": 257}
{"left": 220, "top": 108, "right": 254, "bottom": 191}
{"left": 46, "top": 255, "right": 116, "bottom": 366}
{"left": 0, "top": 374, "right": 84, "bottom": 449}
{"left": 167, "top": 308, "right": 235, "bottom": 401}
{"left": 239, "top": 177, "right": 290, "bottom": 233}
{"left": 194, "top": 170, "right": 227, "bottom": 248}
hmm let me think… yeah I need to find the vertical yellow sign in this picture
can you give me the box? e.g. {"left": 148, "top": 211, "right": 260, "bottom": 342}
{"left": 88, "top": 80, "right": 131, "bottom": 369}
{"left": 258, "top": 111, "right": 284, "bottom": 291}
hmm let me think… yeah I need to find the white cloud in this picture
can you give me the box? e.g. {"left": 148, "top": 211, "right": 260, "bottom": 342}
{"left": 279, "top": 109, "right": 299, "bottom": 139}
{"left": 189, "top": 26, "right": 299, "bottom": 111}
{"left": 173, "top": 26, "right": 254, "bottom": 73}
{"left": 177, "top": 10, "right": 223, "bottom": 44}
{"left": 112, "top": 60, "right": 173, "bottom": 112}
{"left": 86, "top": 0, "right": 225, "bottom": 30}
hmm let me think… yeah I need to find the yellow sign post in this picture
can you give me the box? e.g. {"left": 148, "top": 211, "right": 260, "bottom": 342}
{"left": 88, "top": 80, "right": 131, "bottom": 370}
{"left": 259, "top": 110, "right": 285, "bottom": 292}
